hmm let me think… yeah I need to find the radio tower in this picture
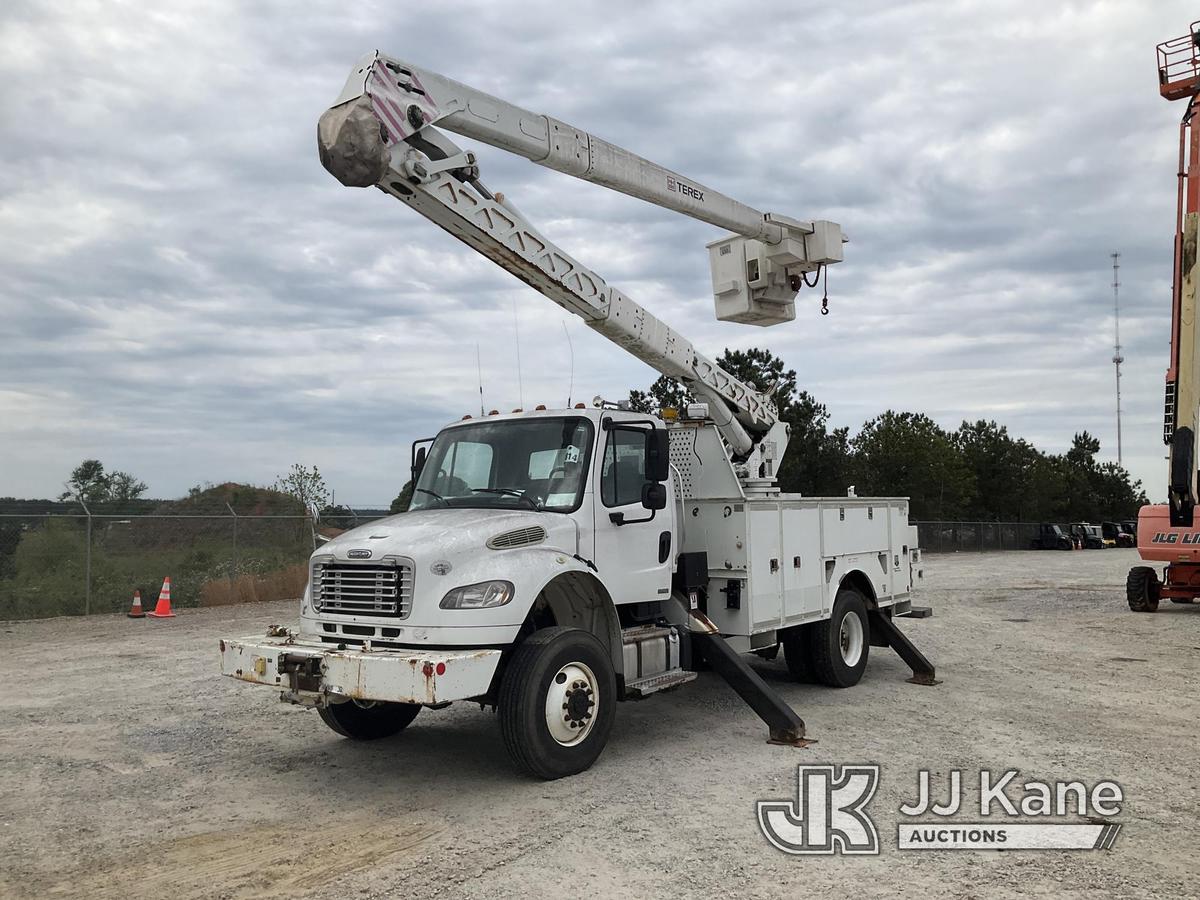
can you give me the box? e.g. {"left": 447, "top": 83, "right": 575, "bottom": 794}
{"left": 1111, "top": 252, "right": 1124, "bottom": 467}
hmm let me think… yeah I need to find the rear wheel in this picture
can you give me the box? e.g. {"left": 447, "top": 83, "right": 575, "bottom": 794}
{"left": 1126, "top": 566, "right": 1161, "bottom": 613}
{"left": 318, "top": 699, "right": 421, "bottom": 739}
{"left": 498, "top": 626, "right": 616, "bottom": 780}
{"left": 808, "top": 586, "right": 870, "bottom": 688}
{"left": 780, "top": 623, "right": 814, "bottom": 682}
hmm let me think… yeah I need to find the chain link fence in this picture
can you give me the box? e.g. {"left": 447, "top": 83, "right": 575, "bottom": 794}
{"left": 0, "top": 509, "right": 1072, "bottom": 618}
{"left": 0, "top": 509, "right": 389, "bottom": 620}
{"left": 913, "top": 521, "right": 1047, "bottom": 553}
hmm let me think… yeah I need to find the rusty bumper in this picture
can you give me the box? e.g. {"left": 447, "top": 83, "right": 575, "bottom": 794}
{"left": 219, "top": 634, "right": 502, "bottom": 706}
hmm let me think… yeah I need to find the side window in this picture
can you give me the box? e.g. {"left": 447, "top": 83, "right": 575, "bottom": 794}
{"left": 601, "top": 428, "right": 647, "bottom": 507}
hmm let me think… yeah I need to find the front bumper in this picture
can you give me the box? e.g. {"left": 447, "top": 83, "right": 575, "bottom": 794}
{"left": 219, "top": 632, "right": 502, "bottom": 706}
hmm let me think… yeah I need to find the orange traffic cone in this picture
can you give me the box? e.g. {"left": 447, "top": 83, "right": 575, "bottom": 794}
{"left": 147, "top": 577, "right": 176, "bottom": 618}
{"left": 127, "top": 589, "right": 146, "bottom": 618}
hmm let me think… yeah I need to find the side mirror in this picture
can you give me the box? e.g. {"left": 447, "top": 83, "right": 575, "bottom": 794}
{"left": 646, "top": 428, "right": 670, "bottom": 482}
{"left": 411, "top": 445, "right": 427, "bottom": 483}
{"left": 641, "top": 481, "right": 667, "bottom": 511}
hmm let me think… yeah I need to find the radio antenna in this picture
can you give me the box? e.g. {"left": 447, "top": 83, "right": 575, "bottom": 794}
{"left": 512, "top": 297, "right": 524, "bottom": 407}
{"left": 476, "top": 343, "right": 484, "bottom": 415}
{"left": 562, "top": 319, "right": 574, "bottom": 408}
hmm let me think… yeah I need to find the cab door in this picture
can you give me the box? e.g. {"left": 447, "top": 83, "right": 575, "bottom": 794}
{"left": 591, "top": 420, "right": 673, "bottom": 605}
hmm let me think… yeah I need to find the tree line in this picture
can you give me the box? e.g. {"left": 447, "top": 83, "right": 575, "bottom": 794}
{"left": 36, "top": 348, "right": 1149, "bottom": 526}
{"left": 628, "top": 347, "right": 1147, "bottom": 523}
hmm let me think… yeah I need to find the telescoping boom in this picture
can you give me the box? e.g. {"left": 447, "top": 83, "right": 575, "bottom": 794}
{"left": 317, "top": 52, "right": 844, "bottom": 472}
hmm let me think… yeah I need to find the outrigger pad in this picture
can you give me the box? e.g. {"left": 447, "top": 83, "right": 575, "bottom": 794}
{"left": 869, "top": 610, "right": 940, "bottom": 686}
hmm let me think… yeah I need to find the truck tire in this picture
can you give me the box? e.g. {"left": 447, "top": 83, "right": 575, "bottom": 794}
{"left": 498, "top": 626, "right": 616, "bottom": 780}
{"left": 318, "top": 699, "right": 421, "bottom": 739}
{"left": 808, "top": 587, "right": 870, "bottom": 688}
{"left": 780, "top": 623, "right": 814, "bottom": 681}
{"left": 1126, "top": 566, "right": 1160, "bottom": 612}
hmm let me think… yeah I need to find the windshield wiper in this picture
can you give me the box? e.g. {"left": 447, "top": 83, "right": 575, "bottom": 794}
{"left": 414, "top": 487, "right": 448, "bottom": 507}
{"left": 472, "top": 487, "right": 541, "bottom": 511}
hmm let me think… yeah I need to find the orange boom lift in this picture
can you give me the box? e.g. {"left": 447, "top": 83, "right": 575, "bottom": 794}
{"left": 1128, "top": 20, "right": 1200, "bottom": 610}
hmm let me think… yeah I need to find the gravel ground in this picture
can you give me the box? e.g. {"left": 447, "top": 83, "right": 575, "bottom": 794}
{"left": 1, "top": 549, "right": 1197, "bottom": 899}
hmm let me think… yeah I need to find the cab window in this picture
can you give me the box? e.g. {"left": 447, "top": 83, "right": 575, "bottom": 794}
{"left": 601, "top": 428, "right": 647, "bottom": 507}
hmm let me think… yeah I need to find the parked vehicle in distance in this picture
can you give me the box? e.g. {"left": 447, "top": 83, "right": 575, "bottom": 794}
{"left": 1102, "top": 522, "right": 1135, "bottom": 548}
{"left": 1121, "top": 519, "right": 1138, "bottom": 540}
{"left": 1030, "top": 524, "right": 1075, "bottom": 550}
{"left": 1069, "top": 523, "right": 1107, "bottom": 549}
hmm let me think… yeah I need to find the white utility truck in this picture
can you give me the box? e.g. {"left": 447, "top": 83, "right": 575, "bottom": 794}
{"left": 220, "top": 52, "right": 935, "bottom": 779}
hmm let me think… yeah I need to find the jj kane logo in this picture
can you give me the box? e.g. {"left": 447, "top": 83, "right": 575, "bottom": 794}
{"left": 757, "top": 765, "right": 880, "bottom": 855}
{"left": 758, "top": 766, "right": 1123, "bottom": 855}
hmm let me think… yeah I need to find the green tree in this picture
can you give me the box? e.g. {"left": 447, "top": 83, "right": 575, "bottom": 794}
{"left": 390, "top": 480, "right": 414, "bottom": 514}
{"left": 59, "top": 460, "right": 147, "bottom": 505}
{"left": 107, "top": 471, "right": 148, "bottom": 503}
{"left": 60, "top": 459, "right": 110, "bottom": 504}
{"left": 274, "top": 464, "right": 330, "bottom": 511}
{"left": 954, "top": 420, "right": 1033, "bottom": 520}
{"left": 628, "top": 375, "right": 692, "bottom": 413}
{"left": 1094, "top": 462, "right": 1148, "bottom": 520}
{"left": 852, "top": 411, "right": 975, "bottom": 519}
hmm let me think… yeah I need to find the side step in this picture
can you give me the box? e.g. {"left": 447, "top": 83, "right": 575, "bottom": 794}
{"left": 625, "top": 669, "right": 697, "bottom": 698}
{"left": 691, "top": 629, "right": 811, "bottom": 746}
{"left": 898, "top": 605, "right": 933, "bottom": 619}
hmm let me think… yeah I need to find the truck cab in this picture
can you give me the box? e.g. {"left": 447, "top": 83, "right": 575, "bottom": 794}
{"left": 302, "top": 407, "right": 673, "bottom": 653}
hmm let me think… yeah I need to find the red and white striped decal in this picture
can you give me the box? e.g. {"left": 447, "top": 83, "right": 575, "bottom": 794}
{"left": 366, "top": 61, "right": 439, "bottom": 143}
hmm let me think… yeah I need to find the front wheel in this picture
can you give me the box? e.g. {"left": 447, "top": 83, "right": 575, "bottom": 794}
{"left": 318, "top": 699, "right": 421, "bottom": 739}
{"left": 498, "top": 627, "right": 616, "bottom": 780}
{"left": 1126, "top": 566, "right": 1160, "bottom": 613}
{"left": 808, "top": 586, "right": 870, "bottom": 687}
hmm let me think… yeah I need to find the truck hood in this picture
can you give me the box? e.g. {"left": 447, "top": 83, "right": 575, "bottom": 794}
{"left": 317, "top": 507, "right": 578, "bottom": 563}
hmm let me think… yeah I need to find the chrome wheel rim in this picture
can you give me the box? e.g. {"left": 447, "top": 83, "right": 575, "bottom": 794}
{"left": 545, "top": 662, "right": 598, "bottom": 746}
{"left": 839, "top": 613, "right": 864, "bottom": 667}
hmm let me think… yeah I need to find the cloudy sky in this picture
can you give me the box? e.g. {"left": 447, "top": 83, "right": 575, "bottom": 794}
{"left": 0, "top": 0, "right": 1192, "bottom": 506}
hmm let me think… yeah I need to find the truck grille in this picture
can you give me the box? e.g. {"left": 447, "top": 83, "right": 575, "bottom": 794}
{"left": 312, "top": 560, "right": 413, "bottom": 618}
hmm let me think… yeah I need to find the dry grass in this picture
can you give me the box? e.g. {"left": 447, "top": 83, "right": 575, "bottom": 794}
{"left": 198, "top": 564, "right": 307, "bottom": 607}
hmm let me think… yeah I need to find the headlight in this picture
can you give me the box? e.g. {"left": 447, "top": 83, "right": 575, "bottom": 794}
{"left": 439, "top": 580, "right": 514, "bottom": 609}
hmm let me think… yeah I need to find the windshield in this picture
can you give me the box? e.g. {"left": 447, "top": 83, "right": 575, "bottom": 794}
{"left": 410, "top": 416, "right": 594, "bottom": 512}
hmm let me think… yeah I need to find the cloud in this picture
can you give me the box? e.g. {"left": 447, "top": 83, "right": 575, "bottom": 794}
{"left": 0, "top": 0, "right": 1189, "bottom": 504}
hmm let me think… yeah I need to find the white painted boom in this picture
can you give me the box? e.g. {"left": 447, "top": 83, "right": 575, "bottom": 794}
{"left": 317, "top": 52, "right": 843, "bottom": 466}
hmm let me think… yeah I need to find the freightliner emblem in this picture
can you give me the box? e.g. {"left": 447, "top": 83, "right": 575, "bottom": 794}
{"left": 347, "top": 549, "right": 372, "bottom": 559}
